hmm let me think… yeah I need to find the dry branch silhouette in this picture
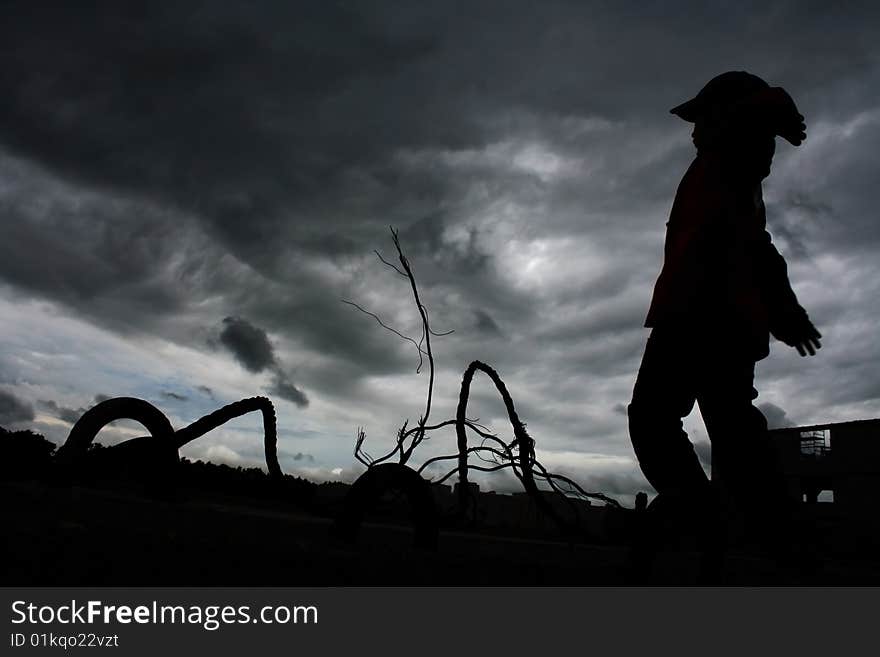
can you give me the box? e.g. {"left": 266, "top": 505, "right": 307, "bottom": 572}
{"left": 345, "top": 227, "right": 621, "bottom": 537}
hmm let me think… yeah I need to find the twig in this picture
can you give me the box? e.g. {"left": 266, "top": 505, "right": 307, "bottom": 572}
{"left": 340, "top": 299, "right": 427, "bottom": 372}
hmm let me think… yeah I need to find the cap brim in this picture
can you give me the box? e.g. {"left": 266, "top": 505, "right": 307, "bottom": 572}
{"left": 670, "top": 98, "right": 701, "bottom": 122}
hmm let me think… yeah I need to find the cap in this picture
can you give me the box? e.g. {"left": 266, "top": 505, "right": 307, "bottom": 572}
{"left": 670, "top": 71, "right": 770, "bottom": 122}
{"left": 671, "top": 71, "right": 806, "bottom": 146}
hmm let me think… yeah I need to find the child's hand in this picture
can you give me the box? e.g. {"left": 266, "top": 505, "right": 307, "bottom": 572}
{"left": 770, "top": 306, "right": 822, "bottom": 356}
{"left": 791, "top": 319, "right": 822, "bottom": 357}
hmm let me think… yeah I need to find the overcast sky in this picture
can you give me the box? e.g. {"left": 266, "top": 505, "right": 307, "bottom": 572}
{"left": 1, "top": 1, "right": 878, "bottom": 504}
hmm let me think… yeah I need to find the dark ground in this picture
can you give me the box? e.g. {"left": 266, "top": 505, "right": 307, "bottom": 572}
{"left": 4, "top": 481, "right": 880, "bottom": 586}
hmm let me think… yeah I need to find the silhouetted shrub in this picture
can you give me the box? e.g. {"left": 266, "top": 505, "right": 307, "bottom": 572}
{"left": 0, "top": 426, "right": 56, "bottom": 480}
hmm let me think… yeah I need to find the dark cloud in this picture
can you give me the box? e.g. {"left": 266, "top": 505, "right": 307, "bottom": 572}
{"left": 267, "top": 375, "right": 309, "bottom": 408}
{"left": 217, "top": 316, "right": 309, "bottom": 407}
{"left": 0, "top": 389, "right": 35, "bottom": 426}
{"left": 219, "top": 316, "right": 277, "bottom": 373}
{"left": 399, "top": 215, "right": 491, "bottom": 276}
{"left": 0, "top": 2, "right": 441, "bottom": 267}
{"left": 38, "top": 399, "right": 82, "bottom": 424}
{"left": 161, "top": 391, "right": 188, "bottom": 401}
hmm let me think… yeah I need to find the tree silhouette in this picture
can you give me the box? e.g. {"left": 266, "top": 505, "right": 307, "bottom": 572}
{"left": 0, "top": 425, "right": 56, "bottom": 480}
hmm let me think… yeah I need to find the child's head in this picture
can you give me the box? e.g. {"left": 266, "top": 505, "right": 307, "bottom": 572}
{"left": 672, "top": 71, "right": 805, "bottom": 179}
{"left": 692, "top": 116, "right": 776, "bottom": 180}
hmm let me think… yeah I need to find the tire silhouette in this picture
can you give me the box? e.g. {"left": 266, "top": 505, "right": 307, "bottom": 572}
{"left": 53, "top": 397, "right": 178, "bottom": 488}
{"left": 56, "top": 397, "right": 175, "bottom": 462}
{"left": 335, "top": 463, "right": 438, "bottom": 550}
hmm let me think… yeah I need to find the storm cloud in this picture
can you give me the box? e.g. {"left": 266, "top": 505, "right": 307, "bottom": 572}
{"left": 37, "top": 399, "right": 82, "bottom": 425}
{"left": 217, "top": 316, "right": 309, "bottom": 408}
{"left": 0, "top": 390, "right": 35, "bottom": 426}
{"left": 219, "top": 316, "right": 278, "bottom": 374}
{"left": 1, "top": 1, "right": 879, "bottom": 497}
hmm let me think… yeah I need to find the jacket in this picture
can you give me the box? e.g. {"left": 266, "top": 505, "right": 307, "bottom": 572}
{"left": 644, "top": 153, "right": 805, "bottom": 360}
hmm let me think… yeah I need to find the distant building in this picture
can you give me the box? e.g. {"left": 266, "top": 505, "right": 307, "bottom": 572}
{"left": 712, "top": 418, "right": 880, "bottom": 510}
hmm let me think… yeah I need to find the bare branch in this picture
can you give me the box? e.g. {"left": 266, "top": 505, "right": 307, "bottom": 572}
{"left": 348, "top": 226, "right": 624, "bottom": 537}
{"left": 340, "top": 298, "right": 427, "bottom": 372}
{"left": 432, "top": 461, "right": 516, "bottom": 485}
{"left": 375, "top": 250, "right": 408, "bottom": 277}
